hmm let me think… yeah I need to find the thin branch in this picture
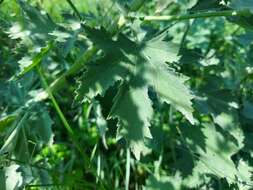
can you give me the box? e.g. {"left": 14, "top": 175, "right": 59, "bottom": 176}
{"left": 66, "top": 0, "right": 83, "bottom": 21}
{"left": 26, "top": 184, "right": 63, "bottom": 188}
{"left": 125, "top": 148, "right": 131, "bottom": 190}
{"left": 37, "top": 66, "right": 74, "bottom": 136}
{"left": 139, "top": 10, "right": 251, "bottom": 22}
{"left": 36, "top": 66, "right": 88, "bottom": 163}
{"left": 179, "top": 21, "right": 192, "bottom": 54}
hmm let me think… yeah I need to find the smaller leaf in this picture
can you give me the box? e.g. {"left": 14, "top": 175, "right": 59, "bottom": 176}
{"left": 0, "top": 115, "right": 17, "bottom": 133}
{"left": 16, "top": 41, "right": 54, "bottom": 78}
{"left": 0, "top": 113, "right": 28, "bottom": 155}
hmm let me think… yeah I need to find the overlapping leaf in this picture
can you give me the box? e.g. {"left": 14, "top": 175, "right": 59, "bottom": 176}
{"left": 2, "top": 0, "right": 253, "bottom": 189}
{"left": 180, "top": 123, "right": 253, "bottom": 187}
{"left": 76, "top": 26, "right": 194, "bottom": 158}
{"left": 195, "top": 88, "right": 244, "bottom": 147}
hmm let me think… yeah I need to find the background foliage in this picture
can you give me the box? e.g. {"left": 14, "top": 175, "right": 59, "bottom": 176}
{"left": 1, "top": 0, "right": 253, "bottom": 189}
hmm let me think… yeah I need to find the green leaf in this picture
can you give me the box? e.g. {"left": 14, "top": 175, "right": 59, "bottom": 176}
{"left": 82, "top": 25, "right": 138, "bottom": 54}
{"left": 76, "top": 28, "right": 195, "bottom": 158}
{"left": 6, "top": 0, "right": 56, "bottom": 46}
{"left": 0, "top": 115, "right": 17, "bottom": 133}
{"left": 117, "top": 0, "right": 146, "bottom": 12}
{"left": 82, "top": 25, "right": 119, "bottom": 53}
{"left": 144, "top": 174, "right": 182, "bottom": 190}
{"left": 0, "top": 113, "right": 28, "bottom": 155}
{"left": 17, "top": 42, "right": 53, "bottom": 78}
{"left": 0, "top": 169, "right": 6, "bottom": 190}
{"left": 147, "top": 65, "right": 194, "bottom": 124}
{"left": 230, "top": 0, "right": 253, "bottom": 13}
{"left": 242, "top": 100, "right": 253, "bottom": 120}
{"left": 75, "top": 55, "right": 129, "bottom": 102}
{"left": 190, "top": 0, "right": 223, "bottom": 11}
{"left": 109, "top": 83, "right": 153, "bottom": 160}
{"left": 30, "top": 110, "right": 54, "bottom": 146}
{"left": 17, "top": 0, "right": 56, "bottom": 37}
{"left": 49, "top": 30, "right": 71, "bottom": 43}
{"left": 176, "top": 0, "right": 198, "bottom": 10}
{"left": 181, "top": 123, "right": 252, "bottom": 185}
{"left": 195, "top": 89, "right": 244, "bottom": 147}
{"left": 2, "top": 164, "right": 24, "bottom": 190}
{"left": 143, "top": 33, "right": 180, "bottom": 64}
{"left": 228, "top": 0, "right": 253, "bottom": 30}
{"left": 237, "top": 32, "right": 253, "bottom": 47}
{"left": 237, "top": 160, "right": 253, "bottom": 190}
{"left": 227, "top": 15, "right": 253, "bottom": 31}
{"left": 142, "top": 33, "right": 195, "bottom": 124}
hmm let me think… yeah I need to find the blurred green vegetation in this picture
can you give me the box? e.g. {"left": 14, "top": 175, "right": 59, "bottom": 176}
{"left": 1, "top": 0, "right": 253, "bottom": 189}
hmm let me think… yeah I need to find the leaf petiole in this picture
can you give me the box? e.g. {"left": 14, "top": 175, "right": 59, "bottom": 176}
{"left": 36, "top": 66, "right": 88, "bottom": 162}
{"left": 138, "top": 9, "right": 251, "bottom": 22}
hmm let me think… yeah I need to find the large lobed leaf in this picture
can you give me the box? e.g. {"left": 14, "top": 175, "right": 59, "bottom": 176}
{"left": 76, "top": 26, "right": 195, "bottom": 159}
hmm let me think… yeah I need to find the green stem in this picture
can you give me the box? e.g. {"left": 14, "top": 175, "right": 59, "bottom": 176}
{"left": 154, "top": 148, "right": 163, "bottom": 176}
{"left": 36, "top": 66, "right": 87, "bottom": 161}
{"left": 66, "top": 0, "right": 83, "bottom": 21}
{"left": 37, "top": 66, "right": 74, "bottom": 136}
{"left": 141, "top": 10, "right": 251, "bottom": 22}
{"left": 26, "top": 184, "right": 63, "bottom": 187}
{"left": 125, "top": 148, "right": 131, "bottom": 190}
{"left": 175, "top": 125, "right": 195, "bottom": 162}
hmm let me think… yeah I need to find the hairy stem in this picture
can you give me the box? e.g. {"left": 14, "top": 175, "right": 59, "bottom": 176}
{"left": 140, "top": 10, "right": 251, "bottom": 21}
